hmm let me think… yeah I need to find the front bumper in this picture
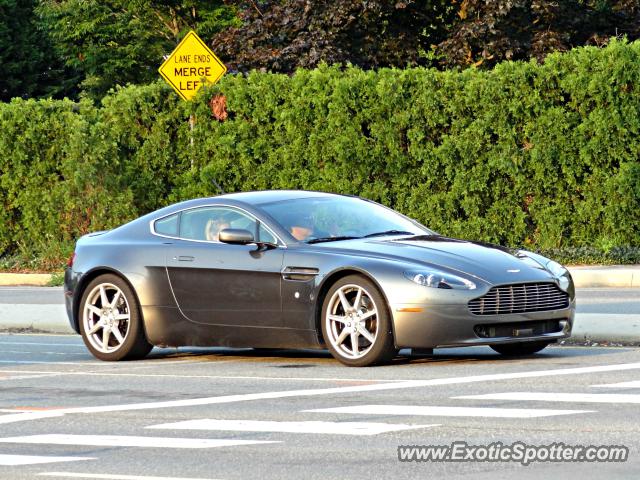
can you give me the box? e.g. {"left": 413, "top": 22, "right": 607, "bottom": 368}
{"left": 392, "top": 301, "right": 575, "bottom": 349}
{"left": 63, "top": 267, "right": 81, "bottom": 334}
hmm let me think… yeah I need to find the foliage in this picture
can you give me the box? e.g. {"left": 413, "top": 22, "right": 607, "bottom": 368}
{"left": 437, "top": 0, "right": 640, "bottom": 68}
{"left": 0, "top": 40, "right": 639, "bottom": 270}
{"left": 47, "top": 271, "right": 65, "bottom": 286}
{"left": 36, "top": 0, "right": 239, "bottom": 99}
{"left": 5, "top": 0, "right": 640, "bottom": 100}
{"left": 213, "top": 0, "right": 640, "bottom": 73}
{"left": 0, "top": 0, "right": 72, "bottom": 100}
{"left": 211, "top": 0, "right": 458, "bottom": 72}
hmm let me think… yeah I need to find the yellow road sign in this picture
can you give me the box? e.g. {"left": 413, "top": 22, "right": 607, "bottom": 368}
{"left": 159, "top": 30, "right": 227, "bottom": 101}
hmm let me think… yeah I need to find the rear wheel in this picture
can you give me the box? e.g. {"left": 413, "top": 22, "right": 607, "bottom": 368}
{"left": 490, "top": 341, "right": 551, "bottom": 356}
{"left": 79, "top": 274, "right": 152, "bottom": 361}
{"left": 321, "top": 275, "right": 395, "bottom": 367}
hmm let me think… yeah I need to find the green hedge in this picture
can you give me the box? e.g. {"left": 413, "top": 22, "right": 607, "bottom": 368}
{"left": 1, "top": 39, "right": 639, "bottom": 269}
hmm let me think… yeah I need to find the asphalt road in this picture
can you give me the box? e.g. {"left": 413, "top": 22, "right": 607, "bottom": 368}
{"left": 1, "top": 334, "right": 640, "bottom": 479}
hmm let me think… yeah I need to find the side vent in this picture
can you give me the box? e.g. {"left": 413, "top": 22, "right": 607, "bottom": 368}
{"left": 282, "top": 267, "right": 320, "bottom": 281}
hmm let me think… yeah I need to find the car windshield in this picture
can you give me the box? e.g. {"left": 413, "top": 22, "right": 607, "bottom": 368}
{"left": 259, "top": 196, "right": 431, "bottom": 242}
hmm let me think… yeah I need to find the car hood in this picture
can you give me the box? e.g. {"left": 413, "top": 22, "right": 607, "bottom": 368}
{"left": 315, "top": 236, "right": 556, "bottom": 285}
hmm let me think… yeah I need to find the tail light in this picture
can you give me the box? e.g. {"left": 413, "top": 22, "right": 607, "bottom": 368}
{"left": 67, "top": 253, "right": 76, "bottom": 268}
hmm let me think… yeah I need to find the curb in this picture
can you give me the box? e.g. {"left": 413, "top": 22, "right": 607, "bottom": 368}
{"left": 0, "top": 273, "right": 53, "bottom": 286}
{"left": 568, "top": 266, "right": 640, "bottom": 288}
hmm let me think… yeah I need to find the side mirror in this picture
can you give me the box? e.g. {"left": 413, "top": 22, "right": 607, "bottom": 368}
{"left": 218, "top": 228, "right": 254, "bottom": 245}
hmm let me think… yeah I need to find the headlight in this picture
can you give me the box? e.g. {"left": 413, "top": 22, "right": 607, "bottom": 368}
{"left": 545, "top": 260, "right": 565, "bottom": 277}
{"left": 517, "top": 251, "right": 571, "bottom": 292}
{"left": 546, "top": 260, "right": 571, "bottom": 291}
{"left": 516, "top": 250, "right": 571, "bottom": 291}
{"left": 404, "top": 270, "right": 476, "bottom": 290}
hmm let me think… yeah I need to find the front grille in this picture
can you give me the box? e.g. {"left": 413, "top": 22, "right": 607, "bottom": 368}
{"left": 468, "top": 282, "right": 569, "bottom": 316}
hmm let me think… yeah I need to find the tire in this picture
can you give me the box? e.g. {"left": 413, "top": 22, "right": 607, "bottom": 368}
{"left": 79, "top": 274, "right": 152, "bottom": 361}
{"left": 490, "top": 340, "right": 552, "bottom": 356}
{"left": 321, "top": 275, "right": 395, "bottom": 367}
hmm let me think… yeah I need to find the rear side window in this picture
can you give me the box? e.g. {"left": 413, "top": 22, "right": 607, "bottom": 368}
{"left": 154, "top": 213, "right": 179, "bottom": 236}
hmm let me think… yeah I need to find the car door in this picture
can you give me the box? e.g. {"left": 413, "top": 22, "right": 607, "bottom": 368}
{"left": 159, "top": 206, "right": 284, "bottom": 328}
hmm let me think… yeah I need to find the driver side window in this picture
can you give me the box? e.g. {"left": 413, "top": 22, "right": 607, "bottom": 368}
{"left": 179, "top": 207, "right": 254, "bottom": 242}
{"left": 176, "top": 206, "right": 278, "bottom": 244}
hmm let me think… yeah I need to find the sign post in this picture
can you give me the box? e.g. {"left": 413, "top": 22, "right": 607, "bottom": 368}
{"left": 159, "top": 30, "right": 227, "bottom": 167}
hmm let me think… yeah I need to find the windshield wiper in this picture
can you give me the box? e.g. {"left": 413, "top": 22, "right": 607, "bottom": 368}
{"left": 306, "top": 236, "right": 361, "bottom": 244}
{"left": 363, "top": 230, "right": 416, "bottom": 238}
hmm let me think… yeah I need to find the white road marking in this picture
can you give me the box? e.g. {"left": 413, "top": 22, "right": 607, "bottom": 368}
{"left": 456, "top": 392, "right": 640, "bottom": 404}
{"left": 39, "top": 473, "right": 219, "bottom": 480}
{"left": 592, "top": 380, "right": 640, "bottom": 389}
{"left": 0, "top": 454, "right": 93, "bottom": 466}
{"left": 0, "top": 434, "right": 278, "bottom": 449}
{"left": 3, "top": 362, "right": 640, "bottom": 425}
{"left": 0, "top": 411, "right": 64, "bottom": 424}
{"left": 304, "top": 405, "right": 592, "bottom": 418}
{"left": 147, "top": 419, "right": 437, "bottom": 436}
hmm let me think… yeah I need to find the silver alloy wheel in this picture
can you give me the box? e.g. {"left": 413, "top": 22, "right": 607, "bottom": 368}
{"left": 325, "top": 284, "right": 379, "bottom": 360}
{"left": 82, "top": 282, "right": 131, "bottom": 354}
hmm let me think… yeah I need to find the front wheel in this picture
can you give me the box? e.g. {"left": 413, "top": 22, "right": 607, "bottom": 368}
{"left": 490, "top": 340, "right": 552, "bottom": 356}
{"left": 79, "top": 274, "right": 152, "bottom": 361}
{"left": 321, "top": 275, "right": 395, "bottom": 367}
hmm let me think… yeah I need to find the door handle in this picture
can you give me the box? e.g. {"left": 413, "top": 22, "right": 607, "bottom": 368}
{"left": 176, "top": 256, "right": 195, "bottom": 262}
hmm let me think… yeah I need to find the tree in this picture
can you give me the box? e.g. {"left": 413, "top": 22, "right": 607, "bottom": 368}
{"left": 210, "top": 0, "right": 458, "bottom": 73}
{"left": 0, "top": 0, "right": 72, "bottom": 100}
{"left": 211, "top": 0, "right": 640, "bottom": 74}
{"left": 437, "top": 0, "right": 640, "bottom": 69}
{"left": 37, "top": 0, "right": 239, "bottom": 99}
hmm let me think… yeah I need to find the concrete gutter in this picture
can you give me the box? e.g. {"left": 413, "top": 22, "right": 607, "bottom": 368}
{"left": 570, "top": 314, "right": 640, "bottom": 345}
{"left": 0, "top": 303, "right": 74, "bottom": 334}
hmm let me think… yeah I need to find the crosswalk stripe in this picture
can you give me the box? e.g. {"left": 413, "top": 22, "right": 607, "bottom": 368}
{"left": 147, "top": 419, "right": 437, "bottom": 436}
{"left": 455, "top": 392, "right": 640, "bottom": 404}
{"left": 0, "top": 435, "right": 278, "bottom": 449}
{"left": 592, "top": 381, "right": 640, "bottom": 389}
{"left": 304, "top": 405, "right": 592, "bottom": 418}
{"left": 0, "top": 454, "right": 94, "bottom": 466}
{"left": 4, "top": 362, "right": 640, "bottom": 426}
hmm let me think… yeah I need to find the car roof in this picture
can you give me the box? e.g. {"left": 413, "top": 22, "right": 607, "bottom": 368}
{"left": 217, "top": 190, "right": 347, "bottom": 205}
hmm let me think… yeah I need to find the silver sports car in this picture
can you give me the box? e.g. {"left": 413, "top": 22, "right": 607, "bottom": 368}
{"left": 64, "top": 190, "right": 575, "bottom": 366}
